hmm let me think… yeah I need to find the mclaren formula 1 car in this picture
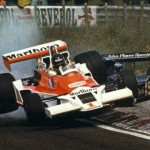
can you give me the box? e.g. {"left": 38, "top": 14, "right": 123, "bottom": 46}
{"left": 0, "top": 40, "right": 150, "bottom": 123}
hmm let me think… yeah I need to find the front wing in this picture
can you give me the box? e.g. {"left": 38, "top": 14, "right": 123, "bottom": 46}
{"left": 43, "top": 86, "right": 133, "bottom": 118}
{"left": 13, "top": 81, "right": 133, "bottom": 118}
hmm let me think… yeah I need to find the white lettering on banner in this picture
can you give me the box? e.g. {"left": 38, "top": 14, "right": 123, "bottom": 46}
{"left": 0, "top": 6, "right": 97, "bottom": 27}
{"left": 108, "top": 53, "right": 150, "bottom": 59}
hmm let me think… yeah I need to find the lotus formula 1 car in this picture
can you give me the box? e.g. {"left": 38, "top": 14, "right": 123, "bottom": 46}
{"left": 0, "top": 40, "right": 149, "bottom": 123}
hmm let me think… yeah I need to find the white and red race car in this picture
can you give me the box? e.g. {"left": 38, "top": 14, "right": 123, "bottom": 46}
{"left": 0, "top": 40, "right": 141, "bottom": 123}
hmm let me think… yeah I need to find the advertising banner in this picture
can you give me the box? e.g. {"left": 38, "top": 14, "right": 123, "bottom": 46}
{"left": 0, "top": 6, "right": 97, "bottom": 27}
{"left": 0, "top": 5, "right": 149, "bottom": 27}
{"left": 36, "top": 6, "right": 97, "bottom": 27}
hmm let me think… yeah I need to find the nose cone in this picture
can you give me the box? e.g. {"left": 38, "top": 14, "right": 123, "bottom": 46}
{"left": 66, "top": 72, "right": 84, "bottom": 82}
{"left": 59, "top": 72, "right": 85, "bottom": 92}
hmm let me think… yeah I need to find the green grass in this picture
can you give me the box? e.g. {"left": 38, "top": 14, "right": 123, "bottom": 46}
{"left": 40, "top": 20, "right": 150, "bottom": 56}
{"left": 39, "top": 17, "right": 150, "bottom": 73}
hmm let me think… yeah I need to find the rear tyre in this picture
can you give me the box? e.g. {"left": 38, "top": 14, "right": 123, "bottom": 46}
{"left": 118, "top": 70, "right": 139, "bottom": 106}
{"left": 24, "top": 93, "right": 45, "bottom": 124}
{"left": 0, "top": 73, "right": 18, "bottom": 113}
{"left": 74, "top": 50, "right": 107, "bottom": 84}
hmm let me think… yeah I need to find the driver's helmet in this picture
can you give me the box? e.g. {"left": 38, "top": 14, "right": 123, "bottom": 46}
{"left": 52, "top": 53, "right": 66, "bottom": 68}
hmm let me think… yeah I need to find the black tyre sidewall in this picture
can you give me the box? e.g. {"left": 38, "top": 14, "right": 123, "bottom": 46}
{"left": 0, "top": 73, "right": 18, "bottom": 113}
{"left": 74, "top": 50, "right": 107, "bottom": 84}
{"left": 0, "top": 73, "right": 16, "bottom": 101}
{"left": 24, "top": 93, "right": 45, "bottom": 123}
{"left": 118, "top": 70, "right": 139, "bottom": 99}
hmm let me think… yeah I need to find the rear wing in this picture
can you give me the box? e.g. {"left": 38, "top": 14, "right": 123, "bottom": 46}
{"left": 101, "top": 52, "right": 150, "bottom": 62}
{"left": 2, "top": 40, "right": 67, "bottom": 71}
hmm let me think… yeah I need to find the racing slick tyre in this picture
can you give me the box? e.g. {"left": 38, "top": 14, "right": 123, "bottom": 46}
{"left": 118, "top": 70, "right": 139, "bottom": 106}
{"left": 0, "top": 73, "right": 18, "bottom": 114}
{"left": 146, "top": 66, "right": 150, "bottom": 75}
{"left": 24, "top": 93, "right": 45, "bottom": 124}
{"left": 74, "top": 50, "right": 107, "bottom": 84}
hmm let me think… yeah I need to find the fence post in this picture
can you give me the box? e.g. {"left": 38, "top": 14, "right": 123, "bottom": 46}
{"left": 62, "top": 0, "right": 65, "bottom": 27}
{"left": 123, "top": 3, "right": 127, "bottom": 28}
{"left": 140, "top": 1, "right": 144, "bottom": 31}
{"left": 34, "top": 0, "right": 38, "bottom": 23}
{"left": 84, "top": 2, "right": 89, "bottom": 35}
{"left": 104, "top": 3, "right": 108, "bottom": 23}
{"left": 3, "top": 0, "right": 7, "bottom": 25}
{"left": 62, "top": 0, "right": 65, "bottom": 39}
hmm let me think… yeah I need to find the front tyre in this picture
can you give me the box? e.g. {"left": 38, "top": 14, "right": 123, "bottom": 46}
{"left": 0, "top": 73, "right": 18, "bottom": 114}
{"left": 118, "top": 70, "right": 139, "bottom": 106}
{"left": 24, "top": 93, "right": 45, "bottom": 124}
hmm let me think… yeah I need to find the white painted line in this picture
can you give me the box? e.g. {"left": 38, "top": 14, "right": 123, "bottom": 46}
{"left": 96, "top": 124, "right": 150, "bottom": 140}
{"left": 77, "top": 119, "right": 150, "bottom": 140}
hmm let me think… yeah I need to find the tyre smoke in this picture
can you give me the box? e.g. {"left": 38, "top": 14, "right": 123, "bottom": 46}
{"left": 0, "top": 14, "right": 41, "bottom": 120}
{"left": 0, "top": 18, "right": 41, "bottom": 78}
